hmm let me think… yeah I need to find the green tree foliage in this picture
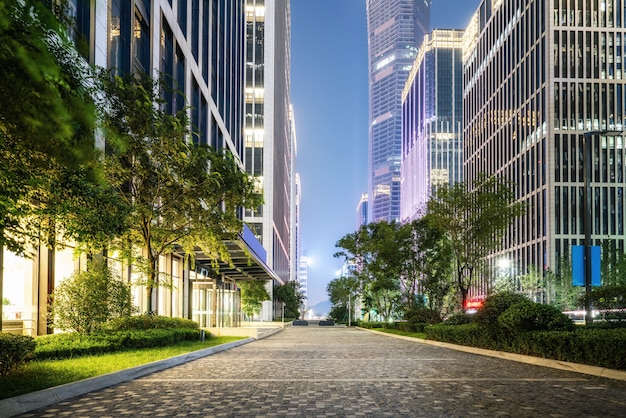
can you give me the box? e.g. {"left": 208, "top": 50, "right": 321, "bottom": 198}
{"left": 0, "top": 1, "right": 128, "bottom": 327}
{"left": 334, "top": 222, "right": 401, "bottom": 322}
{"left": 238, "top": 280, "right": 270, "bottom": 318}
{"left": 600, "top": 239, "right": 626, "bottom": 286}
{"left": 98, "top": 71, "right": 261, "bottom": 312}
{"left": 50, "top": 261, "right": 135, "bottom": 334}
{"left": 326, "top": 275, "right": 359, "bottom": 323}
{"left": 425, "top": 173, "right": 526, "bottom": 311}
{"left": 544, "top": 258, "right": 582, "bottom": 311}
{"left": 327, "top": 275, "right": 359, "bottom": 308}
{"left": 274, "top": 281, "right": 305, "bottom": 319}
{"left": 517, "top": 265, "right": 546, "bottom": 303}
{"left": 0, "top": 0, "right": 104, "bottom": 253}
{"left": 410, "top": 218, "right": 455, "bottom": 315}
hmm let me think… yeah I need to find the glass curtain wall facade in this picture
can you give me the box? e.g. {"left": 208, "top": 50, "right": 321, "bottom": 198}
{"left": 2, "top": 0, "right": 249, "bottom": 334}
{"left": 401, "top": 30, "right": 464, "bottom": 222}
{"left": 244, "top": 0, "right": 293, "bottom": 320}
{"left": 366, "top": 0, "right": 431, "bottom": 223}
{"left": 463, "top": 0, "right": 626, "bottom": 295}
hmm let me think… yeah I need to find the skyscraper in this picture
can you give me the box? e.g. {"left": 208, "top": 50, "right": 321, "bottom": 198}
{"left": 366, "top": 0, "right": 431, "bottom": 223}
{"left": 244, "top": 0, "right": 294, "bottom": 319}
{"left": 3, "top": 0, "right": 284, "bottom": 335}
{"left": 464, "top": 0, "right": 626, "bottom": 288}
{"left": 401, "top": 29, "right": 464, "bottom": 222}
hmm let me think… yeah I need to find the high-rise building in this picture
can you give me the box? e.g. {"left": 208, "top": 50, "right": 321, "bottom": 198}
{"left": 463, "top": 0, "right": 626, "bottom": 288}
{"left": 401, "top": 29, "right": 464, "bottom": 222}
{"left": 2, "top": 0, "right": 284, "bottom": 335}
{"left": 244, "top": 0, "right": 294, "bottom": 319}
{"left": 366, "top": 0, "right": 431, "bottom": 223}
{"left": 356, "top": 193, "right": 369, "bottom": 229}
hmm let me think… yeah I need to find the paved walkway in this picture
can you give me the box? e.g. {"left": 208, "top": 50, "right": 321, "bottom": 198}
{"left": 13, "top": 326, "right": 626, "bottom": 417}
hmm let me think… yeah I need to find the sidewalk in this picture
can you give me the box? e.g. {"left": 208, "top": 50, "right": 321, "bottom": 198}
{"left": 0, "top": 328, "right": 282, "bottom": 418}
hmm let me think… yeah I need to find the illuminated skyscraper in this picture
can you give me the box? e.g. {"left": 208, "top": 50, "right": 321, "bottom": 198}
{"left": 401, "top": 30, "right": 464, "bottom": 222}
{"left": 244, "top": 0, "right": 294, "bottom": 319}
{"left": 464, "top": 0, "right": 626, "bottom": 288}
{"left": 366, "top": 0, "right": 431, "bottom": 222}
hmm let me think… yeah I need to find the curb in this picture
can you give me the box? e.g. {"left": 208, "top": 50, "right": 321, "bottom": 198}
{"left": 0, "top": 337, "right": 259, "bottom": 418}
{"left": 358, "top": 327, "right": 626, "bottom": 381}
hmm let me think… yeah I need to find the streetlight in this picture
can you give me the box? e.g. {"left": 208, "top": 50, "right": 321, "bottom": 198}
{"left": 582, "top": 129, "right": 623, "bottom": 325}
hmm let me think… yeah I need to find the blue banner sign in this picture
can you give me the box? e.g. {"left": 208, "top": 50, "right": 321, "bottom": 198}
{"left": 572, "top": 245, "right": 601, "bottom": 287}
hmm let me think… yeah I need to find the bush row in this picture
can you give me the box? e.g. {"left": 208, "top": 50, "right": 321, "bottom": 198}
{"left": 425, "top": 324, "right": 626, "bottom": 370}
{"left": 0, "top": 333, "right": 37, "bottom": 376}
{"left": 104, "top": 314, "right": 199, "bottom": 331}
{"left": 34, "top": 328, "right": 203, "bottom": 360}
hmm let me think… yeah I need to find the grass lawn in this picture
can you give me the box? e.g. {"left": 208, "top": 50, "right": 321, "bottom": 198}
{"left": 0, "top": 336, "right": 243, "bottom": 400}
{"left": 371, "top": 328, "right": 428, "bottom": 339}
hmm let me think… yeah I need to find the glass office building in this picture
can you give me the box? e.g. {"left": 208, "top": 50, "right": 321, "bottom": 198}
{"left": 366, "top": 0, "right": 431, "bottom": 223}
{"left": 401, "top": 30, "right": 464, "bottom": 222}
{"left": 2, "top": 0, "right": 283, "bottom": 335}
{"left": 244, "top": 0, "right": 294, "bottom": 319}
{"left": 463, "top": 0, "right": 626, "bottom": 290}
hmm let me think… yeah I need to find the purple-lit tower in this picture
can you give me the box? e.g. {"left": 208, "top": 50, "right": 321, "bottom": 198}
{"left": 401, "top": 30, "right": 464, "bottom": 222}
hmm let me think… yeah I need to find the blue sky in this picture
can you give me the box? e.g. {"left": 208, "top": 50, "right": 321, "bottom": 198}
{"left": 291, "top": 0, "right": 482, "bottom": 306}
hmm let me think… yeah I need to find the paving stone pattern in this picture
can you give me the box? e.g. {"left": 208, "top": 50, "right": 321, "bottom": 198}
{"left": 20, "top": 327, "right": 626, "bottom": 417}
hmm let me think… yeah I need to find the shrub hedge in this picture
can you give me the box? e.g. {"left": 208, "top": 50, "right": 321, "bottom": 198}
{"left": 425, "top": 325, "right": 626, "bottom": 370}
{"left": 425, "top": 291, "right": 626, "bottom": 371}
{"left": 0, "top": 333, "right": 36, "bottom": 376}
{"left": 498, "top": 301, "right": 575, "bottom": 333}
{"left": 34, "top": 328, "right": 203, "bottom": 360}
{"left": 104, "top": 314, "right": 199, "bottom": 331}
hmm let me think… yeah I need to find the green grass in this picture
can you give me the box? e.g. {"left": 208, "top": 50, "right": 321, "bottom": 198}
{"left": 0, "top": 336, "right": 243, "bottom": 400}
{"left": 372, "top": 328, "right": 428, "bottom": 339}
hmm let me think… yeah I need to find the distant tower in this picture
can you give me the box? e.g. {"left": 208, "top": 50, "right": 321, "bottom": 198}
{"left": 298, "top": 256, "right": 309, "bottom": 307}
{"left": 401, "top": 30, "right": 464, "bottom": 222}
{"left": 366, "top": 0, "right": 431, "bottom": 223}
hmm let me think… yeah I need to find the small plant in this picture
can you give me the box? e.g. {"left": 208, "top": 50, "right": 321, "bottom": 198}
{"left": 50, "top": 261, "right": 136, "bottom": 333}
{"left": 0, "top": 333, "right": 36, "bottom": 376}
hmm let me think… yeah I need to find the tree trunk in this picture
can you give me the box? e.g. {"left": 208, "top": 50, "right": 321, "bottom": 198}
{"left": 145, "top": 249, "right": 157, "bottom": 313}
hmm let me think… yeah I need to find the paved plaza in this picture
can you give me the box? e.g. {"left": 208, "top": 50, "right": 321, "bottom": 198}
{"left": 13, "top": 326, "right": 626, "bottom": 417}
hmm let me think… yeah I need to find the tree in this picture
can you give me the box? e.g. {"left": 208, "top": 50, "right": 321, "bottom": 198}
{"left": 545, "top": 258, "right": 582, "bottom": 311}
{"left": 98, "top": 71, "right": 261, "bottom": 312}
{"left": 0, "top": 0, "right": 100, "bottom": 254}
{"left": 411, "top": 218, "right": 455, "bottom": 315}
{"left": 600, "top": 239, "right": 626, "bottom": 286}
{"left": 334, "top": 222, "right": 403, "bottom": 322}
{"left": 238, "top": 280, "right": 270, "bottom": 319}
{"left": 326, "top": 275, "right": 359, "bottom": 322}
{"left": 50, "top": 261, "right": 135, "bottom": 334}
{"left": 425, "top": 173, "right": 526, "bottom": 311}
{"left": 0, "top": 1, "right": 125, "bottom": 328}
{"left": 274, "top": 281, "right": 306, "bottom": 319}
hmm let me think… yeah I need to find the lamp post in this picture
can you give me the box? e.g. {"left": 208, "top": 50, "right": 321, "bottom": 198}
{"left": 582, "top": 129, "right": 623, "bottom": 325}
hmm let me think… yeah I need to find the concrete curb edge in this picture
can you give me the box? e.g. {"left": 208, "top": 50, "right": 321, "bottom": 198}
{"left": 357, "top": 327, "right": 626, "bottom": 381}
{"left": 0, "top": 337, "right": 256, "bottom": 417}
